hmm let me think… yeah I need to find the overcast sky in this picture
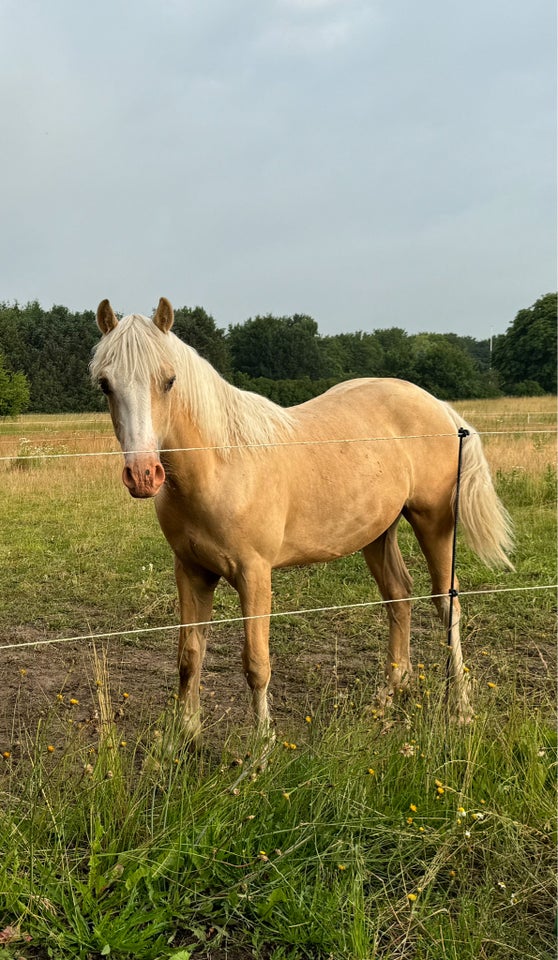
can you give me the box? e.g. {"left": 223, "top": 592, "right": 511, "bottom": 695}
{"left": 0, "top": 0, "right": 555, "bottom": 338}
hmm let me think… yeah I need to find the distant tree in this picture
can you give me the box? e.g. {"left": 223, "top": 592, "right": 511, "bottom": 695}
{"left": 410, "top": 334, "right": 482, "bottom": 399}
{"left": 373, "top": 328, "right": 415, "bottom": 379}
{"left": 492, "top": 293, "right": 557, "bottom": 394}
{"left": 320, "top": 331, "right": 384, "bottom": 378}
{"left": 228, "top": 314, "right": 326, "bottom": 380}
{"left": 0, "top": 302, "right": 103, "bottom": 412}
{"left": 171, "top": 306, "right": 231, "bottom": 377}
{"left": 0, "top": 354, "right": 30, "bottom": 416}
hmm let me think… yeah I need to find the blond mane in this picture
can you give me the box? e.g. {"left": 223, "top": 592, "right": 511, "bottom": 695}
{"left": 90, "top": 313, "right": 295, "bottom": 455}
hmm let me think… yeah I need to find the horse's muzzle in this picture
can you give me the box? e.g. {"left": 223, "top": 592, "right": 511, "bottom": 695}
{"left": 122, "top": 458, "right": 166, "bottom": 498}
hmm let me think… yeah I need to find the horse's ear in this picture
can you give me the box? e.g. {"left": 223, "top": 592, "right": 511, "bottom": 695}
{"left": 97, "top": 299, "right": 118, "bottom": 335}
{"left": 153, "top": 297, "right": 174, "bottom": 333}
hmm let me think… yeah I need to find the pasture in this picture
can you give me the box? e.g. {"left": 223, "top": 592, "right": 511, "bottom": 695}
{"left": 0, "top": 396, "right": 556, "bottom": 960}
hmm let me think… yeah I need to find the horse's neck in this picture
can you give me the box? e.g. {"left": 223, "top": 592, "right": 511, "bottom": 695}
{"left": 164, "top": 402, "right": 210, "bottom": 457}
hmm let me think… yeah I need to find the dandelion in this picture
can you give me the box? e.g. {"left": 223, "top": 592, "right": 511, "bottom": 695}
{"left": 407, "top": 893, "right": 417, "bottom": 902}
{"left": 120, "top": 740, "right": 127, "bottom": 748}
{"left": 415, "top": 703, "right": 423, "bottom": 710}
{"left": 282, "top": 792, "right": 290, "bottom": 801}
{"left": 367, "top": 768, "right": 375, "bottom": 776}
{"left": 487, "top": 682, "right": 497, "bottom": 689}
{"left": 449, "top": 869, "right": 456, "bottom": 878}
{"left": 406, "top": 817, "right": 414, "bottom": 825}
{"left": 122, "top": 692, "right": 129, "bottom": 699}
{"left": 69, "top": 698, "right": 79, "bottom": 706}
{"left": 259, "top": 851, "right": 269, "bottom": 862}
{"left": 410, "top": 803, "right": 418, "bottom": 812}
{"left": 457, "top": 806, "right": 466, "bottom": 818}
{"left": 305, "top": 716, "right": 312, "bottom": 723}
{"left": 391, "top": 662, "right": 399, "bottom": 668}
{"left": 47, "top": 745, "right": 55, "bottom": 753}
{"left": 20, "top": 668, "right": 27, "bottom": 676}
{"left": 418, "top": 826, "right": 425, "bottom": 833}
{"left": 2, "top": 751, "right": 11, "bottom": 760}
{"left": 418, "top": 674, "right": 426, "bottom": 682}
{"left": 56, "top": 694, "right": 64, "bottom": 702}
{"left": 337, "top": 864, "right": 346, "bottom": 871}
{"left": 436, "top": 786, "right": 445, "bottom": 796}
{"left": 417, "top": 663, "right": 424, "bottom": 670}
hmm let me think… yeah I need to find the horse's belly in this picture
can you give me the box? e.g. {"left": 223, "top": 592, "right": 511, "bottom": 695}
{"left": 275, "top": 485, "right": 404, "bottom": 567}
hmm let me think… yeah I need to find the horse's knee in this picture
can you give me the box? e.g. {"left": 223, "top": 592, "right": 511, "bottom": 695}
{"left": 242, "top": 649, "right": 271, "bottom": 692}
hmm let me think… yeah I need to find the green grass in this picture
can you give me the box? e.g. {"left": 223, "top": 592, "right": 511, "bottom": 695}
{"left": 0, "top": 674, "right": 555, "bottom": 960}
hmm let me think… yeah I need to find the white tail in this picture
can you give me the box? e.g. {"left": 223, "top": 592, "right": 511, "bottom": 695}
{"left": 445, "top": 405, "right": 514, "bottom": 570}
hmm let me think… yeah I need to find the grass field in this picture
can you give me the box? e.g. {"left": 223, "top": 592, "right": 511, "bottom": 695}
{"left": 0, "top": 396, "right": 556, "bottom": 960}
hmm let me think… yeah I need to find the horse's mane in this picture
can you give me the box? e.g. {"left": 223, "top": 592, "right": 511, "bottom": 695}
{"left": 90, "top": 313, "right": 295, "bottom": 456}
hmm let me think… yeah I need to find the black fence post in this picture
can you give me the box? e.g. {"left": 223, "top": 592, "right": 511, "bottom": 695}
{"left": 446, "top": 426, "right": 470, "bottom": 702}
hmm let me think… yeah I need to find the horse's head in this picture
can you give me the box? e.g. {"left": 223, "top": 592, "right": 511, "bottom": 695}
{"left": 92, "top": 298, "right": 177, "bottom": 498}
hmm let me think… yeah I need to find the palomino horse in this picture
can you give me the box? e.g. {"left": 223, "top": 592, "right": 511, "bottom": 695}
{"left": 91, "top": 298, "right": 513, "bottom": 738}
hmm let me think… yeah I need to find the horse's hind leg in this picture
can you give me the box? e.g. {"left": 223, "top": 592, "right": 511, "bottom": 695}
{"left": 362, "top": 519, "right": 413, "bottom": 711}
{"left": 406, "top": 508, "right": 473, "bottom": 723}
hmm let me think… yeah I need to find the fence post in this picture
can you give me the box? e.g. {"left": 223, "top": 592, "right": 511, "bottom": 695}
{"left": 446, "top": 426, "right": 470, "bottom": 703}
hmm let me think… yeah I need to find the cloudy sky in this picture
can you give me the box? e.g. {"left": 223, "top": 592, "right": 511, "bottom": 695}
{"left": 0, "top": 0, "right": 554, "bottom": 338}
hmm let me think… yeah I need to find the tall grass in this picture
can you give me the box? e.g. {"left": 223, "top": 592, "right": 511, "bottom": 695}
{"left": 0, "top": 665, "right": 555, "bottom": 959}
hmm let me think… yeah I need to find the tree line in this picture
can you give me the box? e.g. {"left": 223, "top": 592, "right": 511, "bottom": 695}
{"left": 0, "top": 292, "right": 555, "bottom": 415}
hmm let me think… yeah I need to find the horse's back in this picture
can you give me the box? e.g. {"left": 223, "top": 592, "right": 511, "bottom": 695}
{"left": 289, "top": 378, "right": 455, "bottom": 438}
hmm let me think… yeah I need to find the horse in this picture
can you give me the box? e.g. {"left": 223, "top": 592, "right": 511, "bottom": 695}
{"left": 91, "top": 297, "right": 513, "bottom": 740}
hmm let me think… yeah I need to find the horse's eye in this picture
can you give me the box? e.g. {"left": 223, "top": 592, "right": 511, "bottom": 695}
{"left": 164, "top": 375, "right": 176, "bottom": 393}
{"left": 98, "top": 377, "right": 111, "bottom": 395}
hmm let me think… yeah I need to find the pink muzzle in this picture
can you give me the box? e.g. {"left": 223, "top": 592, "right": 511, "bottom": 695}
{"left": 122, "top": 455, "right": 166, "bottom": 498}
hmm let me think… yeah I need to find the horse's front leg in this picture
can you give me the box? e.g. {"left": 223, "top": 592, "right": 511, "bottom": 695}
{"left": 235, "top": 559, "right": 274, "bottom": 739}
{"left": 174, "top": 557, "right": 220, "bottom": 745}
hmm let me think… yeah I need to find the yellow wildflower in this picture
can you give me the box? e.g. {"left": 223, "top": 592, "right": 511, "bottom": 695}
{"left": 407, "top": 893, "right": 417, "bottom": 901}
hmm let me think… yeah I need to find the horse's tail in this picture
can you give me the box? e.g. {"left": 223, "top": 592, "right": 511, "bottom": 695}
{"left": 444, "top": 404, "right": 514, "bottom": 570}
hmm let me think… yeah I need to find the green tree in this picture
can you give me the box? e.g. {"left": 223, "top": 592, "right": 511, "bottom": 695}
{"left": 228, "top": 314, "right": 326, "bottom": 380}
{"left": 320, "top": 331, "right": 384, "bottom": 378}
{"left": 373, "top": 328, "right": 415, "bottom": 379}
{"left": 492, "top": 293, "right": 557, "bottom": 394}
{"left": 0, "top": 354, "right": 30, "bottom": 415}
{"left": 410, "top": 334, "right": 482, "bottom": 399}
